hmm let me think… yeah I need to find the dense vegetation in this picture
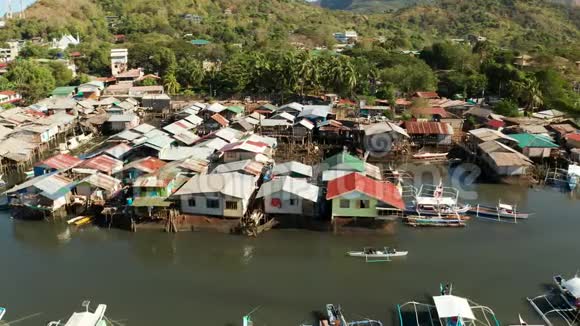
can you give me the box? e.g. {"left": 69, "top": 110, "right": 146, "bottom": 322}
{"left": 0, "top": 0, "right": 578, "bottom": 114}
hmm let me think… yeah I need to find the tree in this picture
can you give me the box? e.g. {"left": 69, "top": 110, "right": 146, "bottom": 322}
{"left": 48, "top": 62, "right": 73, "bottom": 86}
{"left": 5, "top": 60, "right": 56, "bottom": 104}
{"left": 420, "top": 42, "right": 474, "bottom": 71}
{"left": 493, "top": 100, "right": 519, "bottom": 117}
{"left": 136, "top": 77, "right": 159, "bottom": 86}
{"left": 380, "top": 62, "right": 438, "bottom": 95}
{"left": 163, "top": 71, "right": 180, "bottom": 95}
{"left": 508, "top": 76, "right": 543, "bottom": 114}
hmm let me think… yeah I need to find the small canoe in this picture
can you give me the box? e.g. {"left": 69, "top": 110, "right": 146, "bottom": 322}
{"left": 348, "top": 250, "right": 408, "bottom": 258}
{"left": 67, "top": 216, "right": 94, "bottom": 226}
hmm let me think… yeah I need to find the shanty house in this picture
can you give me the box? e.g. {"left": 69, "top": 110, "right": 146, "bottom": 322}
{"left": 509, "top": 133, "right": 559, "bottom": 159}
{"left": 33, "top": 153, "right": 82, "bottom": 176}
{"left": 326, "top": 172, "right": 404, "bottom": 219}
{"left": 173, "top": 172, "right": 256, "bottom": 218}
{"left": 75, "top": 173, "right": 122, "bottom": 202}
{"left": 6, "top": 173, "right": 74, "bottom": 214}
{"left": 362, "top": 122, "right": 410, "bottom": 154}
{"left": 478, "top": 141, "right": 533, "bottom": 176}
{"left": 566, "top": 134, "right": 580, "bottom": 149}
{"left": 321, "top": 151, "right": 382, "bottom": 181}
{"left": 257, "top": 176, "right": 319, "bottom": 215}
{"left": 79, "top": 154, "right": 123, "bottom": 175}
{"left": 220, "top": 140, "right": 272, "bottom": 163}
{"left": 106, "top": 113, "right": 140, "bottom": 132}
{"left": 117, "top": 156, "right": 166, "bottom": 183}
{"left": 404, "top": 121, "right": 454, "bottom": 146}
{"left": 211, "top": 159, "right": 264, "bottom": 180}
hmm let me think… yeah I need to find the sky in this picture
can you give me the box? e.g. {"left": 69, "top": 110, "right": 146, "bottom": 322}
{"left": 0, "top": 0, "right": 36, "bottom": 17}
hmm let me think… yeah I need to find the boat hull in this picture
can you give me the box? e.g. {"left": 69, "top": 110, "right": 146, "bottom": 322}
{"left": 468, "top": 205, "right": 529, "bottom": 219}
{"left": 347, "top": 251, "right": 408, "bottom": 258}
{"left": 404, "top": 216, "right": 466, "bottom": 227}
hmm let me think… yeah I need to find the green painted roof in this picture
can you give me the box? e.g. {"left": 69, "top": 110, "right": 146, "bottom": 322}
{"left": 226, "top": 106, "right": 244, "bottom": 114}
{"left": 191, "top": 39, "right": 210, "bottom": 45}
{"left": 51, "top": 86, "right": 77, "bottom": 96}
{"left": 322, "top": 152, "right": 365, "bottom": 172}
{"left": 509, "top": 133, "right": 558, "bottom": 148}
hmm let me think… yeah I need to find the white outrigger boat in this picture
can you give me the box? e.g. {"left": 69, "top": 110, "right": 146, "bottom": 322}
{"left": 527, "top": 274, "right": 580, "bottom": 326}
{"left": 405, "top": 182, "right": 471, "bottom": 217}
{"left": 397, "top": 283, "right": 500, "bottom": 326}
{"left": 47, "top": 301, "right": 108, "bottom": 326}
{"left": 347, "top": 247, "right": 408, "bottom": 259}
{"left": 324, "top": 304, "right": 383, "bottom": 326}
{"left": 0, "top": 307, "right": 5, "bottom": 321}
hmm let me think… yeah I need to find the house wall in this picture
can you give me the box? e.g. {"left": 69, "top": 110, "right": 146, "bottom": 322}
{"left": 178, "top": 192, "right": 224, "bottom": 217}
{"left": 330, "top": 192, "right": 378, "bottom": 218}
{"left": 497, "top": 165, "right": 527, "bottom": 176}
{"left": 263, "top": 191, "right": 303, "bottom": 215}
{"left": 110, "top": 121, "right": 127, "bottom": 131}
{"left": 567, "top": 139, "right": 580, "bottom": 149}
{"left": 524, "top": 147, "right": 551, "bottom": 158}
{"left": 222, "top": 195, "right": 246, "bottom": 218}
{"left": 76, "top": 182, "right": 93, "bottom": 197}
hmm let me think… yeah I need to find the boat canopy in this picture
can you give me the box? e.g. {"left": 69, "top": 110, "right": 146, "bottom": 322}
{"left": 498, "top": 203, "right": 513, "bottom": 210}
{"left": 563, "top": 277, "right": 580, "bottom": 298}
{"left": 416, "top": 196, "right": 457, "bottom": 206}
{"left": 63, "top": 304, "right": 106, "bottom": 326}
{"left": 568, "top": 165, "right": 580, "bottom": 177}
{"left": 433, "top": 295, "right": 476, "bottom": 320}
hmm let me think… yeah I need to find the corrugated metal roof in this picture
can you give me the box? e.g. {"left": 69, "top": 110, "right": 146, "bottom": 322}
{"left": 108, "top": 113, "right": 138, "bottom": 122}
{"left": 195, "top": 138, "right": 228, "bottom": 151}
{"left": 111, "top": 129, "right": 140, "bottom": 141}
{"left": 132, "top": 123, "right": 156, "bottom": 134}
{"left": 36, "top": 153, "right": 82, "bottom": 170}
{"left": 179, "top": 158, "right": 209, "bottom": 174}
{"left": 270, "top": 112, "right": 295, "bottom": 122}
{"left": 123, "top": 156, "right": 167, "bottom": 173}
{"left": 184, "top": 114, "right": 203, "bottom": 126}
{"left": 163, "top": 120, "right": 195, "bottom": 135}
{"left": 104, "top": 143, "right": 133, "bottom": 159}
{"left": 256, "top": 176, "right": 319, "bottom": 202}
{"left": 158, "top": 146, "right": 213, "bottom": 161}
{"left": 405, "top": 121, "right": 453, "bottom": 135}
{"left": 296, "top": 119, "right": 314, "bottom": 130}
{"left": 211, "top": 113, "right": 229, "bottom": 127}
{"left": 214, "top": 127, "right": 243, "bottom": 142}
{"left": 509, "top": 133, "right": 558, "bottom": 148}
{"left": 82, "top": 173, "right": 122, "bottom": 192}
{"left": 468, "top": 128, "right": 516, "bottom": 143}
{"left": 363, "top": 122, "right": 409, "bottom": 138}
{"left": 272, "top": 161, "right": 313, "bottom": 178}
{"left": 220, "top": 140, "right": 269, "bottom": 154}
{"left": 144, "top": 134, "right": 175, "bottom": 151}
{"left": 172, "top": 131, "right": 200, "bottom": 145}
{"left": 411, "top": 107, "right": 451, "bottom": 118}
{"left": 279, "top": 102, "right": 304, "bottom": 112}
{"left": 298, "top": 105, "right": 331, "bottom": 118}
{"left": 174, "top": 172, "right": 256, "bottom": 200}
{"left": 80, "top": 154, "right": 123, "bottom": 174}
{"left": 326, "top": 172, "right": 404, "bottom": 209}
{"left": 206, "top": 103, "right": 226, "bottom": 113}
{"left": 212, "top": 159, "right": 264, "bottom": 176}
{"left": 133, "top": 175, "right": 172, "bottom": 187}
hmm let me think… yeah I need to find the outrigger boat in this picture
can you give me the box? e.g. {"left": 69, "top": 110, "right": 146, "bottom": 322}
{"left": 527, "top": 274, "right": 580, "bottom": 326}
{"left": 412, "top": 152, "right": 449, "bottom": 161}
{"left": 405, "top": 182, "right": 471, "bottom": 217}
{"left": 347, "top": 247, "right": 408, "bottom": 258}
{"left": 403, "top": 215, "right": 466, "bottom": 227}
{"left": 0, "top": 307, "right": 5, "bottom": 321}
{"left": 397, "top": 283, "right": 500, "bottom": 326}
{"left": 468, "top": 201, "right": 529, "bottom": 222}
{"left": 66, "top": 216, "right": 94, "bottom": 226}
{"left": 323, "top": 304, "right": 383, "bottom": 326}
{"left": 47, "top": 301, "right": 108, "bottom": 326}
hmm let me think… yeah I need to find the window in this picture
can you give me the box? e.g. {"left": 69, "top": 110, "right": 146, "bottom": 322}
{"left": 359, "top": 200, "right": 370, "bottom": 209}
{"left": 339, "top": 200, "right": 350, "bottom": 208}
{"left": 289, "top": 199, "right": 297, "bottom": 206}
{"left": 206, "top": 198, "right": 219, "bottom": 209}
{"left": 225, "top": 201, "right": 238, "bottom": 210}
{"left": 188, "top": 197, "right": 196, "bottom": 207}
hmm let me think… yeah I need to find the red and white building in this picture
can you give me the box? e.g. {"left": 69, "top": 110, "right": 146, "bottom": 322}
{"left": 0, "top": 90, "right": 22, "bottom": 105}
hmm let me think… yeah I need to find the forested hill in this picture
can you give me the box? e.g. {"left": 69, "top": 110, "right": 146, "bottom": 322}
{"left": 316, "top": 0, "right": 579, "bottom": 11}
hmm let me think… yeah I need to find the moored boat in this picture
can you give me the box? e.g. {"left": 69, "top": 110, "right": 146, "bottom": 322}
{"left": 527, "top": 274, "right": 580, "bottom": 326}
{"left": 66, "top": 216, "right": 94, "bottom": 226}
{"left": 568, "top": 165, "right": 580, "bottom": 191}
{"left": 403, "top": 216, "right": 466, "bottom": 227}
{"left": 0, "top": 307, "right": 5, "bottom": 321}
{"left": 468, "top": 201, "right": 529, "bottom": 220}
{"left": 323, "top": 304, "right": 383, "bottom": 326}
{"left": 347, "top": 247, "right": 408, "bottom": 258}
{"left": 397, "top": 283, "right": 500, "bottom": 326}
{"left": 412, "top": 152, "right": 449, "bottom": 160}
{"left": 406, "top": 182, "right": 471, "bottom": 217}
{"left": 47, "top": 301, "right": 108, "bottom": 326}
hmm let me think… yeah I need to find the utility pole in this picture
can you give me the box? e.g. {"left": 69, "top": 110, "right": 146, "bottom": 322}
{"left": 6, "top": 0, "right": 13, "bottom": 19}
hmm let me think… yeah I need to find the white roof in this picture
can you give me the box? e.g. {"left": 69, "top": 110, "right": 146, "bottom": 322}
{"left": 296, "top": 119, "right": 315, "bottom": 130}
{"left": 162, "top": 120, "right": 195, "bottom": 135}
{"left": 272, "top": 161, "right": 313, "bottom": 178}
{"left": 433, "top": 295, "right": 476, "bottom": 320}
{"left": 158, "top": 146, "right": 213, "bottom": 161}
{"left": 298, "top": 105, "right": 331, "bottom": 118}
{"left": 244, "top": 134, "right": 277, "bottom": 148}
{"left": 363, "top": 122, "right": 409, "bottom": 138}
{"left": 259, "top": 119, "right": 292, "bottom": 127}
{"left": 322, "top": 170, "right": 358, "bottom": 182}
{"left": 271, "top": 112, "right": 295, "bottom": 122}
{"left": 184, "top": 114, "right": 203, "bottom": 126}
{"left": 563, "top": 277, "right": 580, "bottom": 298}
{"left": 256, "top": 176, "right": 319, "bottom": 202}
{"left": 174, "top": 172, "right": 256, "bottom": 200}
{"left": 206, "top": 103, "right": 226, "bottom": 113}
{"left": 195, "top": 138, "right": 228, "bottom": 151}
{"left": 214, "top": 127, "right": 243, "bottom": 142}
{"left": 132, "top": 123, "right": 156, "bottom": 134}
{"left": 279, "top": 102, "right": 304, "bottom": 113}
{"left": 63, "top": 304, "right": 106, "bottom": 326}
{"left": 111, "top": 130, "right": 140, "bottom": 141}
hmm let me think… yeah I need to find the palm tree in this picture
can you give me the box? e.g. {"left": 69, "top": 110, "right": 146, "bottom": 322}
{"left": 163, "top": 72, "right": 181, "bottom": 95}
{"left": 508, "top": 76, "right": 543, "bottom": 115}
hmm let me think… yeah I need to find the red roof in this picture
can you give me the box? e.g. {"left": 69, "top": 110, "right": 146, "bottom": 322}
{"left": 338, "top": 98, "right": 356, "bottom": 105}
{"left": 411, "top": 107, "right": 451, "bottom": 118}
{"left": 413, "top": 91, "right": 440, "bottom": 99}
{"left": 326, "top": 173, "right": 404, "bottom": 210}
{"left": 211, "top": 113, "right": 229, "bottom": 127}
{"left": 405, "top": 121, "right": 453, "bottom": 135}
{"left": 70, "top": 51, "right": 81, "bottom": 57}
{"left": 220, "top": 140, "right": 268, "bottom": 153}
{"left": 486, "top": 119, "right": 505, "bottom": 129}
{"left": 0, "top": 90, "right": 17, "bottom": 96}
{"left": 566, "top": 133, "right": 580, "bottom": 142}
{"left": 123, "top": 156, "right": 166, "bottom": 173}
{"left": 80, "top": 154, "right": 123, "bottom": 174}
{"left": 0, "top": 63, "right": 8, "bottom": 69}
{"left": 395, "top": 98, "right": 412, "bottom": 106}
{"left": 36, "top": 153, "right": 82, "bottom": 170}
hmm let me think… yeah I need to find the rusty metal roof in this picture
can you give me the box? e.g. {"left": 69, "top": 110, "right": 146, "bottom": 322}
{"left": 122, "top": 156, "right": 166, "bottom": 173}
{"left": 36, "top": 153, "right": 82, "bottom": 170}
{"left": 405, "top": 121, "right": 453, "bottom": 135}
{"left": 80, "top": 154, "right": 123, "bottom": 174}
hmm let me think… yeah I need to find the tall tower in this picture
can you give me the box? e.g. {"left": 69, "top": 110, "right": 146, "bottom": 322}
{"left": 6, "top": 0, "right": 13, "bottom": 19}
